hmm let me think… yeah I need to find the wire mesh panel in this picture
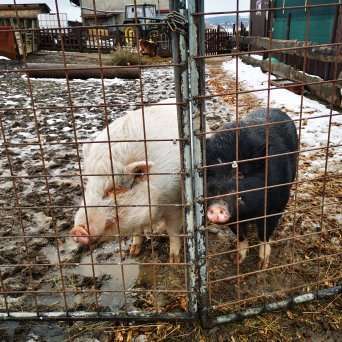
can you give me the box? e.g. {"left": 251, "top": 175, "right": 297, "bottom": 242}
{"left": 0, "top": 0, "right": 341, "bottom": 326}
{"left": 0, "top": 0, "right": 196, "bottom": 321}
{"left": 191, "top": 0, "right": 341, "bottom": 326}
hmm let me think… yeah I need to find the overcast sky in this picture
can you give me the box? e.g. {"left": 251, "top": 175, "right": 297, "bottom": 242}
{"left": 2, "top": 0, "right": 251, "bottom": 21}
{"left": 205, "top": 0, "right": 250, "bottom": 13}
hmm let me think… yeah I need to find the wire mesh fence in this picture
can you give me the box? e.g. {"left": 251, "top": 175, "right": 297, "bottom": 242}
{"left": 194, "top": 0, "right": 341, "bottom": 326}
{"left": 0, "top": 0, "right": 341, "bottom": 327}
{"left": 0, "top": 0, "right": 195, "bottom": 321}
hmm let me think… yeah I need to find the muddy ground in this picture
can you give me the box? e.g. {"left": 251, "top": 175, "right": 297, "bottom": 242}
{"left": 0, "top": 54, "right": 341, "bottom": 340}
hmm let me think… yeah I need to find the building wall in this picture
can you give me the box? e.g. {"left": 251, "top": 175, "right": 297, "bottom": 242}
{"left": 81, "top": 0, "right": 170, "bottom": 23}
{"left": 0, "top": 9, "right": 43, "bottom": 19}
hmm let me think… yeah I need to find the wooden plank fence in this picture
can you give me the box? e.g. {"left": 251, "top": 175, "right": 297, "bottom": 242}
{"left": 37, "top": 26, "right": 236, "bottom": 55}
{"left": 38, "top": 28, "right": 119, "bottom": 53}
{"left": 205, "top": 26, "right": 233, "bottom": 55}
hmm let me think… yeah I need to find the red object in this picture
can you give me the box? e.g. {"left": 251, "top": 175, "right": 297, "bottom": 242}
{"left": 0, "top": 26, "right": 17, "bottom": 60}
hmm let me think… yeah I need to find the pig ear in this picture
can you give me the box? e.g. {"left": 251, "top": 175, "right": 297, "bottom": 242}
{"left": 126, "top": 161, "right": 154, "bottom": 181}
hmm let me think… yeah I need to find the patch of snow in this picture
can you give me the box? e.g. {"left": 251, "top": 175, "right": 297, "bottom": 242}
{"left": 250, "top": 54, "right": 263, "bottom": 61}
{"left": 27, "top": 77, "right": 127, "bottom": 86}
{"left": 3, "top": 100, "right": 19, "bottom": 106}
{"left": 336, "top": 214, "right": 342, "bottom": 224}
{"left": 0, "top": 56, "right": 10, "bottom": 60}
{"left": 223, "top": 58, "right": 342, "bottom": 176}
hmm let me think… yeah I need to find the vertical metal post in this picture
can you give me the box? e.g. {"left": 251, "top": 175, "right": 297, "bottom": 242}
{"left": 170, "top": 0, "right": 198, "bottom": 316}
{"left": 187, "top": 0, "right": 208, "bottom": 325}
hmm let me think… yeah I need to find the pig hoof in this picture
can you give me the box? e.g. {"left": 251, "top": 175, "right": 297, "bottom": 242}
{"left": 258, "top": 259, "right": 270, "bottom": 270}
{"left": 230, "top": 253, "right": 244, "bottom": 265}
{"left": 70, "top": 226, "right": 90, "bottom": 245}
{"left": 129, "top": 243, "right": 142, "bottom": 257}
{"left": 169, "top": 253, "right": 181, "bottom": 264}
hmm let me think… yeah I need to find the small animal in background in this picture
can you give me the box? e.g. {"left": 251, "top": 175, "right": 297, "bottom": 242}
{"left": 139, "top": 39, "right": 157, "bottom": 57}
{"left": 206, "top": 108, "right": 298, "bottom": 269}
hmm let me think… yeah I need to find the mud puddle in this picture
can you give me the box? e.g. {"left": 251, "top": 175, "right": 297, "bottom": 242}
{"left": 41, "top": 238, "right": 140, "bottom": 311}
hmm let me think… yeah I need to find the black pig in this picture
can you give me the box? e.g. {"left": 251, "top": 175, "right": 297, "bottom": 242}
{"left": 206, "top": 108, "right": 298, "bottom": 268}
{"left": 206, "top": 108, "right": 298, "bottom": 179}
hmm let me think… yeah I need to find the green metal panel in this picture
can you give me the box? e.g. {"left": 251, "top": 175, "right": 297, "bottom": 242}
{"left": 304, "top": 0, "right": 337, "bottom": 43}
{"left": 272, "top": 0, "right": 293, "bottom": 39}
{"left": 272, "top": 0, "right": 337, "bottom": 43}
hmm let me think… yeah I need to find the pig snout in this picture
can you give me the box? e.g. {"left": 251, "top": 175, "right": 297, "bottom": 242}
{"left": 70, "top": 224, "right": 92, "bottom": 245}
{"left": 72, "top": 204, "right": 116, "bottom": 246}
{"left": 207, "top": 203, "right": 230, "bottom": 224}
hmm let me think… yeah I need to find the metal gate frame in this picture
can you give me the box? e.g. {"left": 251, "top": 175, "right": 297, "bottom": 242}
{"left": 182, "top": 0, "right": 341, "bottom": 328}
{"left": 0, "top": 0, "right": 341, "bottom": 327}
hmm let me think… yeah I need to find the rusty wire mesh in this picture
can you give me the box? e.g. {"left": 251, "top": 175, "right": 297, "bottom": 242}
{"left": 0, "top": 0, "right": 341, "bottom": 325}
{"left": 196, "top": 0, "right": 341, "bottom": 324}
{"left": 0, "top": 0, "right": 194, "bottom": 320}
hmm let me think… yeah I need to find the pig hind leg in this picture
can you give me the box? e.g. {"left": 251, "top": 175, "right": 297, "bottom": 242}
{"left": 256, "top": 215, "right": 281, "bottom": 269}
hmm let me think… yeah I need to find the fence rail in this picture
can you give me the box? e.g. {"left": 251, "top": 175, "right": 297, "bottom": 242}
{"left": 38, "top": 27, "right": 118, "bottom": 52}
{"left": 37, "top": 26, "right": 237, "bottom": 56}
{"left": 205, "top": 27, "right": 233, "bottom": 55}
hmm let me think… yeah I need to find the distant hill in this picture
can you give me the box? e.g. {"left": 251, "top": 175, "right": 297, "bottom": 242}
{"left": 205, "top": 15, "right": 249, "bottom": 27}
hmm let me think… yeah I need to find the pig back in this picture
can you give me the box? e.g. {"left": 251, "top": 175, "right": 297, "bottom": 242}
{"left": 83, "top": 103, "right": 181, "bottom": 203}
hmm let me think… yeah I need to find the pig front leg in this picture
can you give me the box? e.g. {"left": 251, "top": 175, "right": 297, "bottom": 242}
{"left": 130, "top": 233, "right": 144, "bottom": 256}
{"left": 129, "top": 218, "right": 167, "bottom": 257}
{"left": 169, "top": 234, "right": 181, "bottom": 263}
{"left": 234, "top": 238, "right": 249, "bottom": 265}
{"left": 258, "top": 241, "right": 271, "bottom": 269}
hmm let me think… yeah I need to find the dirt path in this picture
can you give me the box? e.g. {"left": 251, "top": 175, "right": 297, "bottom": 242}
{"left": 206, "top": 57, "right": 262, "bottom": 120}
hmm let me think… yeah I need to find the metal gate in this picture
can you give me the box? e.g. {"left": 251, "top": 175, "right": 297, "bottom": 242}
{"left": 0, "top": 0, "right": 341, "bottom": 327}
{"left": 185, "top": 0, "right": 341, "bottom": 327}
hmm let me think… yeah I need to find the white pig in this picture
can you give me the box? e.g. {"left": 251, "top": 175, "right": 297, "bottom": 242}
{"left": 71, "top": 101, "right": 183, "bottom": 262}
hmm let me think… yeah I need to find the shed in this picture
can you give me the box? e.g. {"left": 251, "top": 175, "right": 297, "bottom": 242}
{"left": 0, "top": 3, "right": 51, "bottom": 57}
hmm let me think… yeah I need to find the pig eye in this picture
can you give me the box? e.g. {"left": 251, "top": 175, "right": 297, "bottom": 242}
{"left": 131, "top": 168, "right": 148, "bottom": 187}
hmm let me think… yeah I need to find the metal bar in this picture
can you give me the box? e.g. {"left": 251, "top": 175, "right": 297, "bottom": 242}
{"left": 187, "top": 0, "right": 208, "bottom": 325}
{"left": 91, "top": 0, "right": 129, "bottom": 309}
{"left": 194, "top": 2, "right": 342, "bottom": 17}
{"left": 0, "top": 311, "right": 195, "bottom": 322}
{"left": 170, "top": 0, "right": 198, "bottom": 315}
{"left": 208, "top": 285, "right": 342, "bottom": 327}
{"left": 210, "top": 274, "right": 341, "bottom": 308}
